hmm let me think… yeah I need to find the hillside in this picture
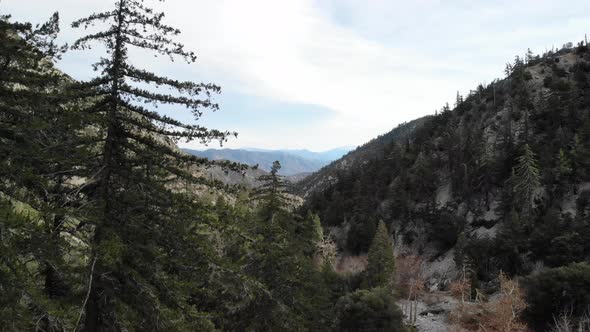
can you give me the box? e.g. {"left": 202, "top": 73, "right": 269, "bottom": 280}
{"left": 184, "top": 147, "right": 350, "bottom": 176}
{"left": 296, "top": 117, "right": 428, "bottom": 197}
{"left": 303, "top": 44, "right": 590, "bottom": 327}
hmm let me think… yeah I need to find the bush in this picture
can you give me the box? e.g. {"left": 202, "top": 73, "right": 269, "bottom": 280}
{"left": 334, "top": 287, "right": 406, "bottom": 331}
{"left": 525, "top": 262, "right": 590, "bottom": 330}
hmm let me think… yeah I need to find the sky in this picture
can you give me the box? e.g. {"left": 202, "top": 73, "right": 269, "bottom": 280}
{"left": 3, "top": 0, "right": 590, "bottom": 151}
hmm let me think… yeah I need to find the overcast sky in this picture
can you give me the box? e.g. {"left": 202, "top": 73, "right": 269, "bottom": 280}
{"left": 3, "top": 1, "right": 589, "bottom": 151}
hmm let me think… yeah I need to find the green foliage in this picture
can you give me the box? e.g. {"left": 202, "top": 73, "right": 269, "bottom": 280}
{"left": 224, "top": 191, "right": 336, "bottom": 331}
{"left": 347, "top": 217, "right": 377, "bottom": 253}
{"left": 251, "top": 160, "right": 294, "bottom": 221}
{"left": 63, "top": 0, "right": 251, "bottom": 328}
{"left": 0, "top": 13, "right": 86, "bottom": 331}
{"left": 513, "top": 144, "right": 540, "bottom": 218}
{"left": 526, "top": 262, "right": 590, "bottom": 329}
{"left": 366, "top": 221, "right": 396, "bottom": 289}
{"left": 334, "top": 287, "right": 406, "bottom": 332}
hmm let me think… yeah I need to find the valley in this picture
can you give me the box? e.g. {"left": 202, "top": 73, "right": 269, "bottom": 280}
{"left": 2, "top": 1, "right": 590, "bottom": 331}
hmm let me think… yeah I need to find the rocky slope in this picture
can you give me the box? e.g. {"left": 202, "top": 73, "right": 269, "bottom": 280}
{"left": 303, "top": 43, "right": 590, "bottom": 286}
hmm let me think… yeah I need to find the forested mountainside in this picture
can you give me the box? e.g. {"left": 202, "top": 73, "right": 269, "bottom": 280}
{"left": 296, "top": 117, "right": 429, "bottom": 197}
{"left": 303, "top": 44, "right": 590, "bottom": 329}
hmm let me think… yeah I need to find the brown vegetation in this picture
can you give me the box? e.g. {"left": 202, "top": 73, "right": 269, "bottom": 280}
{"left": 396, "top": 255, "right": 426, "bottom": 324}
{"left": 334, "top": 254, "right": 368, "bottom": 275}
{"left": 450, "top": 272, "right": 529, "bottom": 332}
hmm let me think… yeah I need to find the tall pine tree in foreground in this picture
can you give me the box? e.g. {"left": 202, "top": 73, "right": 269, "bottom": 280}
{"left": 69, "top": 0, "right": 242, "bottom": 330}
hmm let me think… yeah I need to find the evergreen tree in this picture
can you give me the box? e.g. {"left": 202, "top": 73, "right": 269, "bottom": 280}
{"left": 68, "top": 0, "right": 242, "bottom": 329}
{"left": 513, "top": 144, "right": 540, "bottom": 219}
{"left": 236, "top": 175, "right": 333, "bottom": 331}
{"left": 252, "top": 160, "right": 293, "bottom": 221}
{"left": 366, "top": 221, "right": 395, "bottom": 289}
{"left": 0, "top": 13, "right": 86, "bottom": 331}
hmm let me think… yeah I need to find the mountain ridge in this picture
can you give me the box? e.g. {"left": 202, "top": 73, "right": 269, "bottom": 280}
{"left": 183, "top": 146, "right": 352, "bottom": 176}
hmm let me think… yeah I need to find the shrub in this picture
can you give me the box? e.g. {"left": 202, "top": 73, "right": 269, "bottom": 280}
{"left": 334, "top": 287, "right": 406, "bottom": 331}
{"left": 525, "top": 262, "right": 590, "bottom": 330}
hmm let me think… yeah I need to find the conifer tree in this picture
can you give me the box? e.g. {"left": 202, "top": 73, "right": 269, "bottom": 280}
{"left": 366, "top": 221, "right": 395, "bottom": 288}
{"left": 68, "top": 1, "right": 241, "bottom": 329}
{"left": 251, "top": 160, "right": 293, "bottom": 221}
{"left": 513, "top": 144, "right": 540, "bottom": 219}
{"left": 234, "top": 166, "right": 334, "bottom": 331}
{"left": 0, "top": 13, "right": 85, "bottom": 331}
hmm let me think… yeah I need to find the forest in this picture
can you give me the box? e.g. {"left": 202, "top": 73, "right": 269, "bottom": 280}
{"left": 301, "top": 38, "right": 590, "bottom": 331}
{"left": 2, "top": 1, "right": 590, "bottom": 332}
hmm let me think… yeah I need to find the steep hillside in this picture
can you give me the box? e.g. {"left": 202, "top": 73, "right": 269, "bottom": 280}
{"left": 184, "top": 148, "right": 332, "bottom": 176}
{"left": 303, "top": 44, "right": 590, "bottom": 298}
{"left": 296, "top": 117, "right": 429, "bottom": 198}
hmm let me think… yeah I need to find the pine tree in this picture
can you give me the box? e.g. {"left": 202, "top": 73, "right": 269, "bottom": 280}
{"left": 513, "top": 144, "right": 541, "bottom": 220}
{"left": 0, "top": 13, "right": 86, "bottom": 331}
{"left": 366, "top": 221, "right": 395, "bottom": 288}
{"left": 251, "top": 160, "right": 293, "bottom": 222}
{"left": 68, "top": 1, "right": 242, "bottom": 329}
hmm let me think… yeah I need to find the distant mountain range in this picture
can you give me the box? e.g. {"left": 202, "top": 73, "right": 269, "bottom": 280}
{"left": 183, "top": 147, "right": 353, "bottom": 176}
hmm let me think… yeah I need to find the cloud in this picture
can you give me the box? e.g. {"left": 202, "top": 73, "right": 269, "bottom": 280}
{"left": 3, "top": 0, "right": 590, "bottom": 150}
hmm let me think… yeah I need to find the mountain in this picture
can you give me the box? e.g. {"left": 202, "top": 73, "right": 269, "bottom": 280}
{"left": 302, "top": 45, "right": 590, "bottom": 325}
{"left": 244, "top": 147, "right": 354, "bottom": 162}
{"left": 296, "top": 118, "right": 428, "bottom": 198}
{"left": 183, "top": 147, "right": 352, "bottom": 176}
